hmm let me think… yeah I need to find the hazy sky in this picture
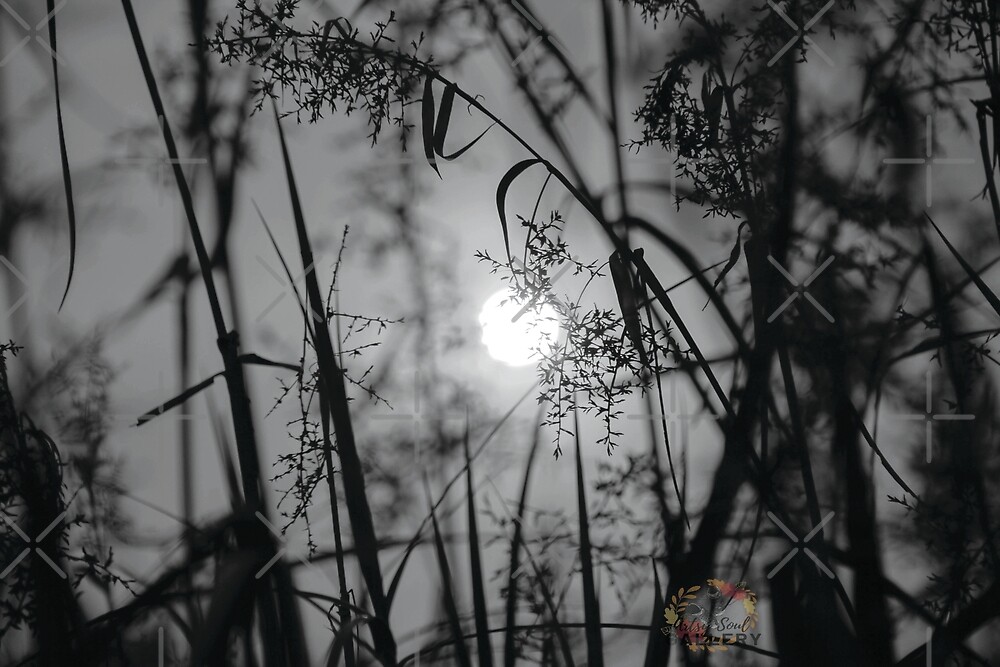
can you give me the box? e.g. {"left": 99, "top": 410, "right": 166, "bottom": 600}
{"left": 2, "top": 0, "right": 990, "bottom": 662}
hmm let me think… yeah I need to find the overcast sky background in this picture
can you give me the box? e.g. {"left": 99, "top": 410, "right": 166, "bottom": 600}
{"left": 1, "top": 0, "right": 994, "bottom": 663}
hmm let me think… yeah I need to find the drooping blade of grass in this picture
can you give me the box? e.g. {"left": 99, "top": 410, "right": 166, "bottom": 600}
{"left": 433, "top": 83, "right": 494, "bottom": 161}
{"left": 273, "top": 104, "right": 396, "bottom": 664}
{"left": 643, "top": 562, "right": 665, "bottom": 667}
{"left": 425, "top": 478, "right": 473, "bottom": 667}
{"left": 609, "top": 250, "right": 649, "bottom": 366}
{"left": 45, "top": 0, "right": 76, "bottom": 310}
{"left": 504, "top": 408, "right": 543, "bottom": 667}
{"left": 496, "top": 159, "right": 544, "bottom": 259}
{"left": 851, "top": 404, "right": 916, "bottom": 497}
{"left": 422, "top": 76, "right": 441, "bottom": 178}
{"left": 573, "top": 408, "right": 604, "bottom": 667}
{"left": 463, "top": 421, "right": 494, "bottom": 667}
{"left": 924, "top": 212, "right": 1000, "bottom": 319}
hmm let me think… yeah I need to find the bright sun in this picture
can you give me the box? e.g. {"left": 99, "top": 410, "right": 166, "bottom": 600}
{"left": 479, "top": 289, "right": 560, "bottom": 367}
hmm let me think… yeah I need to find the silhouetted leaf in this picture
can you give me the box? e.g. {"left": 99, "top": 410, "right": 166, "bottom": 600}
{"left": 422, "top": 75, "right": 441, "bottom": 178}
{"left": 497, "top": 159, "right": 544, "bottom": 260}
{"left": 46, "top": 0, "right": 76, "bottom": 311}
{"left": 925, "top": 212, "right": 1000, "bottom": 319}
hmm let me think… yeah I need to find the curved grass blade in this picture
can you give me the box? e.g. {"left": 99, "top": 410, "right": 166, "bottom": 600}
{"left": 463, "top": 421, "right": 494, "bottom": 667}
{"left": 609, "top": 249, "right": 649, "bottom": 367}
{"left": 573, "top": 408, "right": 604, "bottom": 667}
{"left": 851, "top": 405, "right": 916, "bottom": 497}
{"left": 46, "top": 0, "right": 76, "bottom": 310}
{"left": 422, "top": 76, "right": 441, "bottom": 178}
{"left": 433, "top": 83, "right": 494, "bottom": 161}
{"left": 497, "top": 159, "right": 544, "bottom": 260}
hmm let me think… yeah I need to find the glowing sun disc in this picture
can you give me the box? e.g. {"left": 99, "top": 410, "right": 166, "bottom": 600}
{"left": 479, "top": 289, "right": 560, "bottom": 367}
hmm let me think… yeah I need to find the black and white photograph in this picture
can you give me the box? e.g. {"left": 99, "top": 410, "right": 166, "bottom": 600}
{"left": 0, "top": 0, "right": 998, "bottom": 665}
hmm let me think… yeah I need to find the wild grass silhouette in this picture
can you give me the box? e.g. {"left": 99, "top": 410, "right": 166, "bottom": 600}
{"left": 1, "top": 0, "right": 1000, "bottom": 665}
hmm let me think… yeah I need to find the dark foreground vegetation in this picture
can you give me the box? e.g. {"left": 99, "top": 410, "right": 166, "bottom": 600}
{"left": 2, "top": 0, "right": 1000, "bottom": 665}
